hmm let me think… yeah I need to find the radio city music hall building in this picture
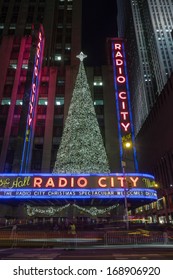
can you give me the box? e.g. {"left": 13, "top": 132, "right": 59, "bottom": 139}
{"left": 0, "top": 0, "right": 158, "bottom": 223}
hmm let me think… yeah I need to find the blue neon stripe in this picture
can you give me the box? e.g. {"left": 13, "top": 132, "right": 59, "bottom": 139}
{"left": 112, "top": 42, "right": 123, "bottom": 161}
{"left": 0, "top": 172, "right": 155, "bottom": 179}
{"left": 122, "top": 42, "right": 138, "bottom": 171}
{"left": 0, "top": 196, "right": 157, "bottom": 200}
{"left": 25, "top": 35, "right": 44, "bottom": 172}
{"left": 0, "top": 188, "right": 157, "bottom": 192}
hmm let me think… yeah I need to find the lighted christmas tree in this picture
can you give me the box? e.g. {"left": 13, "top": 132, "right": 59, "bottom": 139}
{"left": 53, "top": 52, "right": 110, "bottom": 174}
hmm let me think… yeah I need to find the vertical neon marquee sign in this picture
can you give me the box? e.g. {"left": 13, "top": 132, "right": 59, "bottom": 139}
{"left": 21, "top": 25, "right": 44, "bottom": 172}
{"left": 112, "top": 39, "right": 138, "bottom": 171}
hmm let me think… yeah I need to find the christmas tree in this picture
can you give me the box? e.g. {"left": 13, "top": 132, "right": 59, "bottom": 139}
{"left": 53, "top": 52, "right": 110, "bottom": 174}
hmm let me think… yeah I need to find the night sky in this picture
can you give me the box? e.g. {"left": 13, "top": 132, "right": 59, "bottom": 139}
{"left": 82, "top": 0, "right": 118, "bottom": 66}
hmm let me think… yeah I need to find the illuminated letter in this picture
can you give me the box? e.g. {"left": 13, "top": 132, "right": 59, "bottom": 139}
{"left": 120, "top": 112, "right": 128, "bottom": 120}
{"left": 34, "top": 177, "right": 42, "bottom": 188}
{"left": 32, "top": 83, "right": 36, "bottom": 93}
{"left": 35, "top": 57, "right": 39, "bottom": 66}
{"left": 37, "top": 47, "right": 40, "bottom": 58}
{"left": 116, "top": 59, "right": 123, "bottom": 66}
{"left": 31, "top": 93, "right": 35, "bottom": 103}
{"left": 114, "top": 43, "right": 121, "bottom": 50}
{"left": 45, "top": 177, "right": 55, "bottom": 188}
{"left": 118, "top": 67, "right": 123, "bottom": 74}
{"left": 117, "top": 177, "right": 125, "bottom": 187}
{"left": 28, "top": 116, "right": 32, "bottom": 126}
{"left": 110, "top": 177, "right": 114, "bottom": 188}
{"left": 115, "top": 51, "right": 123, "bottom": 58}
{"left": 34, "top": 66, "right": 38, "bottom": 76}
{"left": 58, "top": 177, "right": 67, "bottom": 188}
{"left": 98, "top": 177, "right": 107, "bottom": 188}
{"left": 37, "top": 42, "right": 41, "bottom": 51}
{"left": 130, "top": 177, "right": 139, "bottom": 187}
{"left": 71, "top": 177, "right": 74, "bottom": 188}
{"left": 39, "top": 31, "right": 42, "bottom": 41}
{"left": 77, "top": 177, "right": 87, "bottom": 188}
{"left": 122, "top": 101, "right": 126, "bottom": 109}
{"left": 117, "top": 76, "right": 126, "bottom": 83}
{"left": 119, "top": 92, "right": 127, "bottom": 99}
{"left": 29, "top": 103, "right": 33, "bottom": 114}
{"left": 121, "top": 122, "right": 130, "bottom": 131}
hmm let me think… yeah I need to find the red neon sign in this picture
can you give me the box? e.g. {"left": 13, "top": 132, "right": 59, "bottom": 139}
{"left": 114, "top": 42, "right": 130, "bottom": 134}
{"left": 33, "top": 176, "right": 140, "bottom": 189}
{"left": 28, "top": 31, "right": 42, "bottom": 128}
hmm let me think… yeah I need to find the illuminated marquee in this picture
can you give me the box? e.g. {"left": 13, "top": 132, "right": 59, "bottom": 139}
{"left": 112, "top": 39, "right": 138, "bottom": 170}
{"left": 0, "top": 173, "right": 156, "bottom": 189}
{"left": 0, "top": 173, "right": 158, "bottom": 200}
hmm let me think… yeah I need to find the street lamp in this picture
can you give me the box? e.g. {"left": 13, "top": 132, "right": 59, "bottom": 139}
{"left": 122, "top": 160, "right": 129, "bottom": 230}
{"left": 122, "top": 140, "right": 132, "bottom": 231}
{"left": 124, "top": 142, "right": 131, "bottom": 148}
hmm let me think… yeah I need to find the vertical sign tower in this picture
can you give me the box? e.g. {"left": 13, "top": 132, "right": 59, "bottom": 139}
{"left": 111, "top": 38, "right": 138, "bottom": 172}
{"left": 13, "top": 24, "right": 44, "bottom": 173}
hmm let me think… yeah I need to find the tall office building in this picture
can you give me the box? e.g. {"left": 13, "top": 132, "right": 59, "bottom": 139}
{"left": 117, "top": 0, "right": 173, "bottom": 134}
{"left": 117, "top": 0, "right": 173, "bottom": 222}
{"left": 0, "top": 0, "right": 83, "bottom": 173}
{"left": 0, "top": 0, "right": 81, "bottom": 66}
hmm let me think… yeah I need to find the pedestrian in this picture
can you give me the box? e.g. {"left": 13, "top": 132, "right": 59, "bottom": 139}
{"left": 10, "top": 224, "right": 17, "bottom": 239}
{"left": 68, "top": 222, "right": 76, "bottom": 249}
{"left": 163, "top": 231, "right": 168, "bottom": 244}
{"left": 70, "top": 223, "right": 76, "bottom": 236}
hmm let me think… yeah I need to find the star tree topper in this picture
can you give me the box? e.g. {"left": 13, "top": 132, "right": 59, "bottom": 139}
{"left": 76, "top": 51, "right": 87, "bottom": 61}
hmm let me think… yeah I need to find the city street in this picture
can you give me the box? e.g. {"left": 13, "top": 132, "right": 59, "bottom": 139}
{"left": 0, "top": 245, "right": 173, "bottom": 260}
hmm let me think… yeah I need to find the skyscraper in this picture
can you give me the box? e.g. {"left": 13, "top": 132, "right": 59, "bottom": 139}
{"left": 0, "top": 0, "right": 81, "bottom": 66}
{"left": 0, "top": 0, "right": 82, "bottom": 173}
{"left": 117, "top": 0, "right": 173, "bottom": 222}
{"left": 117, "top": 0, "right": 173, "bottom": 134}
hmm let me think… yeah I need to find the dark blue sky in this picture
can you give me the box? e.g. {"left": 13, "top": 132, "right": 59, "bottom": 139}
{"left": 82, "top": 0, "right": 118, "bottom": 66}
